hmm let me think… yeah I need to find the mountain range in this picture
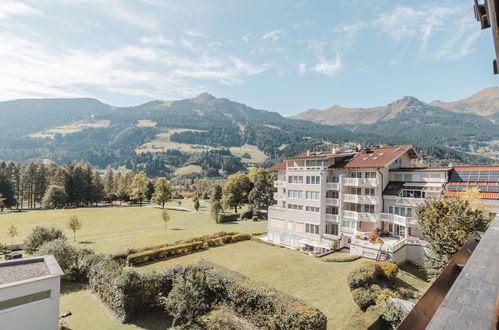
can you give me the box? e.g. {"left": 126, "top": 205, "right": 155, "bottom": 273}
{"left": 0, "top": 88, "right": 497, "bottom": 178}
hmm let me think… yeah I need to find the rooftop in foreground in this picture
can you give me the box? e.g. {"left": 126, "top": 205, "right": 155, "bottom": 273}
{"left": 0, "top": 255, "right": 63, "bottom": 287}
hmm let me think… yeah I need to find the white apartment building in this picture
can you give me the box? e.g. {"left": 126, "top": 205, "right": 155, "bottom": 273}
{"left": 268, "top": 145, "right": 451, "bottom": 264}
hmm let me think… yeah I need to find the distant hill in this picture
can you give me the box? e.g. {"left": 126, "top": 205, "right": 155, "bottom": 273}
{"left": 292, "top": 87, "right": 499, "bottom": 125}
{"left": 0, "top": 92, "right": 495, "bottom": 178}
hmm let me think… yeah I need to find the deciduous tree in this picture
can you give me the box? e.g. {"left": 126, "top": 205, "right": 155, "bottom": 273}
{"left": 161, "top": 209, "right": 170, "bottom": 232}
{"left": 7, "top": 224, "right": 18, "bottom": 245}
{"left": 248, "top": 168, "right": 275, "bottom": 211}
{"left": 222, "top": 172, "right": 253, "bottom": 213}
{"left": 67, "top": 215, "right": 82, "bottom": 242}
{"left": 129, "top": 171, "right": 148, "bottom": 206}
{"left": 152, "top": 178, "right": 171, "bottom": 208}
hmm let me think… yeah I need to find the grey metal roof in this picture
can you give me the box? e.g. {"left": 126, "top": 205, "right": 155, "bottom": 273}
{"left": 0, "top": 255, "right": 63, "bottom": 286}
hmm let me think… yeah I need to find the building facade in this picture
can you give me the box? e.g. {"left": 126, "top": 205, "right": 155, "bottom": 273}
{"left": 267, "top": 145, "right": 455, "bottom": 264}
{"left": 0, "top": 255, "right": 64, "bottom": 330}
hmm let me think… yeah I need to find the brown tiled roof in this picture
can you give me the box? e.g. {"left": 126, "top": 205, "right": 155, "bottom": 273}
{"left": 333, "top": 145, "right": 417, "bottom": 168}
{"left": 444, "top": 190, "right": 499, "bottom": 199}
{"left": 270, "top": 161, "right": 293, "bottom": 170}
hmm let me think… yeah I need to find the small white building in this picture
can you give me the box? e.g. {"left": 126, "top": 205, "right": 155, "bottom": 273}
{"left": 0, "top": 255, "right": 64, "bottom": 330}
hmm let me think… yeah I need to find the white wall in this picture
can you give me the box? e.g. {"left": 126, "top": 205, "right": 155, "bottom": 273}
{"left": 0, "top": 276, "right": 60, "bottom": 330}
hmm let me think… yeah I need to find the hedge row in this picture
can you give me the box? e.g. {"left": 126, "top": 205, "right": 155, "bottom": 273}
{"left": 218, "top": 213, "right": 239, "bottom": 223}
{"left": 126, "top": 233, "right": 252, "bottom": 266}
{"left": 87, "top": 260, "right": 327, "bottom": 328}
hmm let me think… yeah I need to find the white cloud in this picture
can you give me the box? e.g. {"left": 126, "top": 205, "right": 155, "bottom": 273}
{"left": 298, "top": 63, "right": 307, "bottom": 74}
{"left": 140, "top": 36, "right": 174, "bottom": 46}
{"left": 185, "top": 29, "right": 205, "bottom": 38}
{"left": 0, "top": 1, "right": 41, "bottom": 18}
{"left": 262, "top": 30, "right": 285, "bottom": 41}
{"left": 374, "top": 5, "right": 479, "bottom": 61}
{"left": 242, "top": 34, "right": 251, "bottom": 42}
{"left": 311, "top": 52, "right": 342, "bottom": 77}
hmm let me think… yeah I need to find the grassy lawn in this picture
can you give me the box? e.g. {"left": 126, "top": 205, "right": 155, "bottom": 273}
{"left": 229, "top": 144, "right": 268, "bottom": 163}
{"left": 136, "top": 241, "right": 430, "bottom": 329}
{"left": 0, "top": 202, "right": 267, "bottom": 254}
{"left": 173, "top": 164, "right": 202, "bottom": 176}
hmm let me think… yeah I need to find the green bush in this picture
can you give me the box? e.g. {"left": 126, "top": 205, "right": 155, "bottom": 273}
{"left": 218, "top": 213, "right": 239, "bottom": 223}
{"left": 379, "top": 299, "right": 410, "bottom": 329}
{"left": 24, "top": 226, "right": 66, "bottom": 254}
{"left": 208, "top": 305, "right": 258, "bottom": 330}
{"left": 36, "top": 238, "right": 79, "bottom": 279}
{"left": 127, "top": 241, "right": 205, "bottom": 266}
{"left": 351, "top": 286, "right": 377, "bottom": 311}
{"left": 126, "top": 233, "right": 252, "bottom": 266}
{"left": 346, "top": 265, "right": 380, "bottom": 290}
{"left": 239, "top": 210, "right": 253, "bottom": 220}
{"left": 322, "top": 253, "right": 361, "bottom": 262}
{"left": 364, "top": 261, "right": 399, "bottom": 280}
{"left": 251, "top": 216, "right": 259, "bottom": 222}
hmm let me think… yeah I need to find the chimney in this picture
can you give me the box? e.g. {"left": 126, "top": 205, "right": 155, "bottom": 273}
{"left": 307, "top": 150, "right": 310, "bottom": 156}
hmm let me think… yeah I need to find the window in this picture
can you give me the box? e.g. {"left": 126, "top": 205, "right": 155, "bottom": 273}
{"left": 326, "top": 191, "right": 339, "bottom": 198}
{"left": 365, "top": 188, "right": 375, "bottom": 196}
{"left": 350, "top": 204, "right": 362, "bottom": 212}
{"left": 388, "top": 206, "right": 413, "bottom": 216}
{"left": 305, "top": 223, "right": 320, "bottom": 235}
{"left": 306, "top": 160, "right": 326, "bottom": 167}
{"left": 403, "top": 174, "right": 413, "bottom": 181}
{"left": 395, "top": 174, "right": 403, "bottom": 181}
{"left": 325, "top": 223, "right": 338, "bottom": 235}
{"left": 328, "top": 176, "right": 339, "bottom": 183}
{"left": 326, "top": 207, "right": 338, "bottom": 215}
{"left": 287, "top": 204, "right": 303, "bottom": 210}
{"left": 305, "top": 191, "right": 320, "bottom": 200}
{"left": 288, "top": 176, "right": 303, "bottom": 184}
{"left": 363, "top": 204, "right": 374, "bottom": 213}
{"left": 401, "top": 189, "right": 425, "bottom": 198}
{"left": 342, "top": 219, "right": 357, "bottom": 229}
{"left": 305, "top": 206, "right": 320, "bottom": 213}
{"left": 0, "top": 290, "right": 51, "bottom": 311}
{"left": 306, "top": 176, "right": 320, "bottom": 184}
{"left": 287, "top": 190, "right": 303, "bottom": 198}
{"left": 351, "top": 187, "right": 362, "bottom": 195}
{"left": 365, "top": 172, "right": 377, "bottom": 178}
{"left": 351, "top": 171, "right": 362, "bottom": 178}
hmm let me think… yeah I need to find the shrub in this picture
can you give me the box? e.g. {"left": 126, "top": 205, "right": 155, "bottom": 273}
{"left": 239, "top": 210, "right": 253, "bottom": 220}
{"left": 379, "top": 299, "right": 410, "bottom": 329}
{"left": 364, "top": 261, "right": 399, "bottom": 280}
{"left": 24, "top": 226, "right": 66, "bottom": 254}
{"left": 208, "top": 305, "right": 258, "bottom": 330}
{"left": 218, "top": 213, "right": 239, "bottom": 223}
{"left": 346, "top": 265, "right": 380, "bottom": 290}
{"left": 251, "top": 216, "right": 259, "bottom": 222}
{"left": 351, "top": 286, "right": 377, "bottom": 311}
{"left": 330, "top": 240, "right": 340, "bottom": 252}
{"left": 375, "top": 288, "right": 400, "bottom": 305}
{"left": 127, "top": 241, "right": 205, "bottom": 266}
{"left": 36, "top": 238, "right": 79, "bottom": 278}
{"left": 322, "top": 253, "right": 360, "bottom": 262}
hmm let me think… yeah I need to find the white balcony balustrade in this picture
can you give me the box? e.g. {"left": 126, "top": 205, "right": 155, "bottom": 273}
{"left": 273, "top": 180, "right": 286, "bottom": 187}
{"left": 325, "top": 214, "right": 339, "bottom": 222}
{"left": 326, "top": 182, "right": 340, "bottom": 190}
{"left": 273, "top": 193, "right": 285, "bottom": 200}
{"left": 325, "top": 198, "right": 340, "bottom": 206}
{"left": 342, "top": 194, "right": 378, "bottom": 205}
{"left": 343, "top": 178, "right": 379, "bottom": 187}
{"left": 343, "top": 210, "right": 379, "bottom": 222}
{"left": 395, "top": 197, "right": 425, "bottom": 207}
{"left": 380, "top": 213, "right": 418, "bottom": 227}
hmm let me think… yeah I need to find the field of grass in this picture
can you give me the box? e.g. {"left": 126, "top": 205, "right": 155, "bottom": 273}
{"left": 173, "top": 164, "right": 202, "bottom": 176}
{"left": 229, "top": 144, "right": 268, "bottom": 163}
{"left": 0, "top": 201, "right": 267, "bottom": 254}
{"left": 136, "top": 128, "right": 214, "bottom": 154}
{"left": 137, "top": 241, "right": 430, "bottom": 329}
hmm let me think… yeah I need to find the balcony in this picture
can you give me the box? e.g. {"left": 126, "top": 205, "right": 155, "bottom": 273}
{"left": 342, "top": 194, "right": 378, "bottom": 205}
{"left": 322, "top": 233, "right": 340, "bottom": 240}
{"left": 326, "top": 182, "right": 340, "bottom": 190}
{"left": 380, "top": 213, "right": 418, "bottom": 227}
{"left": 395, "top": 196, "right": 425, "bottom": 207}
{"left": 273, "top": 180, "right": 286, "bottom": 187}
{"left": 325, "top": 214, "right": 339, "bottom": 222}
{"left": 273, "top": 193, "right": 285, "bottom": 200}
{"left": 326, "top": 198, "right": 340, "bottom": 206}
{"left": 343, "top": 177, "right": 378, "bottom": 187}
{"left": 287, "top": 166, "right": 327, "bottom": 171}
{"left": 343, "top": 210, "right": 379, "bottom": 222}
{"left": 350, "top": 236, "right": 426, "bottom": 253}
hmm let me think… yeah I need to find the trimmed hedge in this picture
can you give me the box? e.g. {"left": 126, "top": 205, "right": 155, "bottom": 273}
{"left": 351, "top": 285, "right": 378, "bottom": 311}
{"left": 218, "top": 213, "right": 240, "bottom": 223}
{"left": 126, "top": 233, "right": 252, "bottom": 266}
{"left": 346, "top": 265, "right": 380, "bottom": 290}
{"left": 86, "top": 260, "right": 327, "bottom": 328}
{"left": 364, "top": 261, "right": 399, "bottom": 280}
{"left": 322, "top": 253, "right": 361, "bottom": 263}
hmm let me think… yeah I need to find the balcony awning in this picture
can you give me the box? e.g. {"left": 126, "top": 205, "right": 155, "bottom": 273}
{"left": 402, "top": 182, "right": 444, "bottom": 190}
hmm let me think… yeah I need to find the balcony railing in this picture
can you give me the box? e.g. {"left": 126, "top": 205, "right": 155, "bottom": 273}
{"left": 273, "top": 180, "right": 286, "bottom": 187}
{"left": 326, "top": 182, "right": 340, "bottom": 190}
{"left": 342, "top": 194, "right": 378, "bottom": 205}
{"left": 343, "top": 210, "right": 379, "bottom": 222}
{"left": 325, "top": 198, "right": 340, "bottom": 206}
{"left": 395, "top": 196, "right": 425, "bottom": 207}
{"left": 350, "top": 237, "right": 426, "bottom": 253}
{"left": 343, "top": 177, "right": 379, "bottom": 187}
{"left": 380, "top": 213, "right": 418, "bottom": 226}
{"left": 287, "top": 166, "right": 328, "bottom": 171}
{"left": 325, "top": 214, "right": 339, "bottom": 222}
{"left": 322, "top": 233, "right": 340, "bottom": 240}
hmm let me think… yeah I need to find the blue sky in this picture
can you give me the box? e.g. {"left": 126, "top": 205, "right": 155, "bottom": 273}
{"left": 0, "top": 0, "right": 497, "bottom": 115}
